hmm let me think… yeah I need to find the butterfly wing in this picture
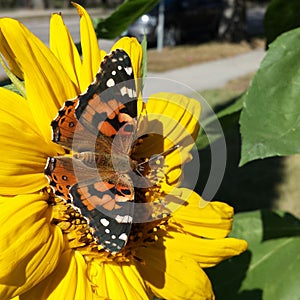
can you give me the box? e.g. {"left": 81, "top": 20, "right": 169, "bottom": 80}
{"left": 70, "top": 174, "right": 134, "bottom": 253}
{"left": 75, "top": 49, "right": 137, "bottom": 156}
{"left": 50, "top": 98, "right": 108, "bottom": 153}
{"left": 51, "top": 49, "right": 137, "bottom": 155}
{"left": 45, "top": 156, "right": 76, "bottom": 201}
{"left": 73, "top": 189, "right": 133, "bottom": 253}
{"left": 45, "top": 155, "right": 134, "bottom": 252}
{"left": 75, "top": 49, "right": 137, "bottom": 136}
{"left": 45, "top": 50, "right": 137, "bottom": 252}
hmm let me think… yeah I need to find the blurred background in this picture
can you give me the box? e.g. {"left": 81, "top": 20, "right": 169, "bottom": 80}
{"left": 0, "top": 0, "right": 268, "bottom": 45}
{"left": 0, "top": 0, "right": 103, "bottom": 9}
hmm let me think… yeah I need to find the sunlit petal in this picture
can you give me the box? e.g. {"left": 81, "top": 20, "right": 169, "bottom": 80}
{"left": 19, "top": 250, "right": 97, "bottom": 300}
{"left": 144, "top": 92, "right": 200, "bottom": 146}
{"left": 0, "top": 88, "right": 63, "bottom": 194}
{"left": 50, "top": 13, "right": 82, "bottom": 89}
{"left": 0, "top": 192, "right": 64, "bottom": 299}
{"left": 0, "top": 22, "right": 23, "bottom": 79}
{"left": 73, "top": 3, "right": 102, "bottom": 92}
{"left": 112, "top": 36, "right": 143, "bottom": 92}
{"left": 136, "top": 241, "right": 214, "bottom": 300}
{"left": 87, "top": 260, "right": 150, "bottom": 299}
{"left": 137, "top": 93, "right": 201, "bottom": 186}
{"left": 164, "top": 230, "right": 248, "bottom": 269}
{"left": 170, "top": 189, "right": 235, "bottom": 238}
{"left": 0, "top": 18, "right": 77, "bottom": 141}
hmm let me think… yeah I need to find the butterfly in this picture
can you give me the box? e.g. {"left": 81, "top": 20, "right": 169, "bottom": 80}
{"left": 45, "top": 49, "right": 141, "bottom": 253}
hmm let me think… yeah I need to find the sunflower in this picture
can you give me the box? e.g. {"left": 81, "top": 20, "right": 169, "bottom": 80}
{"left": 0, "top": 3, "right": 247, "bottom": 300}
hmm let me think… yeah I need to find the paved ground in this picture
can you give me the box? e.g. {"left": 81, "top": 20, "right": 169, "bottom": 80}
{"left": 0, "top": 6, "right": 266, "bottom": 91}
{"left": 146, "top": 49, "right": 265, "bottom": 95}
{"left": 0, "top": 7, "right": 113, "bottom": 52}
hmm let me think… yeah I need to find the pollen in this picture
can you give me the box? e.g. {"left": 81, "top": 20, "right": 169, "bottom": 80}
{"left": 47, "top": 165, "right": 170, "bottom": 263}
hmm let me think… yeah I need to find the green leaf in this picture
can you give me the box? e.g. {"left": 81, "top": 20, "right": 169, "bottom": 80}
{"left": 239, "top": 28, "right": 300, "bottom": 165}
{"left": 197, "top": 95, "right": 244, "bottom": 149}
{"left": 264, "top": 0, "right": 300, "bottom": 46}
{"left": 0, "top": 54, "right": 25, "bottom": 97}
{"left": 140, "top": 35, "right": 147, "bottom": 92}
{"left": 216, "top": 95, "right": 244, "bottom": 119}
{"left": 3, "top": 83, "right": 23, "bottom": 95}
{"left": 207, "top": 210, "right": 300, "bottom": 300}
{"left": 94, "top": 0, "right": 160, "bottom": 39}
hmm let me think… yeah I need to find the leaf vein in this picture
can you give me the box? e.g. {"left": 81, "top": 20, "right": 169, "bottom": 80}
{"left": 249, "top": 238, "right": 293, "bottom": 271}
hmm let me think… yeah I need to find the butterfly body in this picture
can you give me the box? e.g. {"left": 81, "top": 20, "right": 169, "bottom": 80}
{"left": 45, "top": 49, "right": 139, "bottom": 253}
{"left": 74, "top": 151, "right": 137, "bottom": 173}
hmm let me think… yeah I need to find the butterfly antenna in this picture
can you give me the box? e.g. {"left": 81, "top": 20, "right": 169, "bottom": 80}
{"left": 137, "top": 144, "right": 180, "bottom": 169}
{"left": 149, "top": 144, "right": 179, "bottom": 162}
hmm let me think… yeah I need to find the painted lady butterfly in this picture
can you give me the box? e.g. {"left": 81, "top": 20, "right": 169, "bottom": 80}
{"left": 45, "top": 49, "right": 141, "bottom": 253}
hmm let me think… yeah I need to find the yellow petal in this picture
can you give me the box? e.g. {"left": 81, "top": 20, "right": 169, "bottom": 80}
{"left": 0, "top": 18, "right": 77, "bottom": 142}
{"left": 0, "top": 192, "right": 64, "bottom": 299}
{"left": 170, "top": 189, "right": 235, "bottom": 239}
{"left": 87, "top": 260, "right": 150, "bottom": 300}
{"left": 111, "top": 37, "right": 143, "bottom": 92}
{"left": 50, "top": 13, "right": 82, "bottom": 89}
{"left": 20, "top": 250, "right": 96, "bottom": 300}
{"left": 135, "top": 241, "right": 214, "bottom": 300}
{"left": 73, "top": 3, "right": 102, "bottom": 92}
{"left": 166, "top": 189, "right": 247, "bottom": 267}
{"left": 163, "top": 229, "right": 248, "bottom": 269}
{"left": 0, "top": 88, "right": 63, "bottom": 194}
{"left": 137, "top": 93, "right": 201, "bottom": 186}
{"left": 144, "top": 92, "right": 200, "bottom": 146}
{"left": 0, "top": 21, "right": 23, "bottom": 79}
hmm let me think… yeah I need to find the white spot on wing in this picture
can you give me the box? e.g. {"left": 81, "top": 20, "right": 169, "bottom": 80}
{"left": 100, "top": 218, "right": 110, "bottom": 227}
{"left": 105, "top": 228, "right": 110, "bottom": 234}
{"left": 119, "top": 233, "right": 128, "bottom": 241}
{"left": 106, "top": 78, "right": 115, "bottom": 87}
{"left": 120, "top": 86, "right": 127, "bottom": 96}
{"left": 128, "top": 88, "right": 133, "bottom": 98}
{"left": 118, "top": 65, "right": 122, "bottom": 71}
{"left": 115, "top": 215, "right": 132, "bottom": 223}
{"left": 120, "top": 86, "right": 136, "bottom": 98}
{"left": 124, "top": 67, "right": 133, "bottom": 76}
{"left": 112, "top": 70, "right": 116, "bottom": 76}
